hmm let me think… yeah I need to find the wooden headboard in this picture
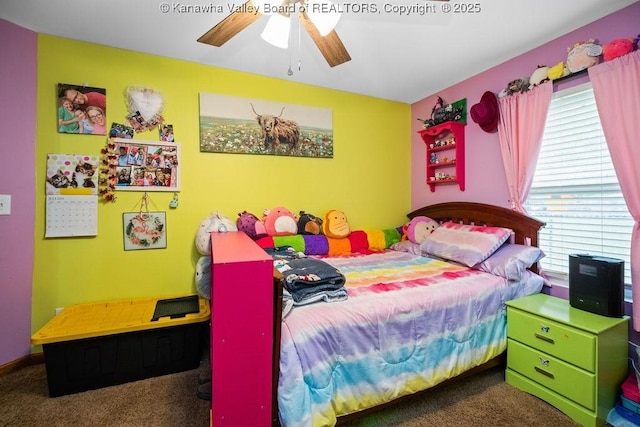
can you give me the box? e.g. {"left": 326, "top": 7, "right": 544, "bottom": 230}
{"left": 408, "top": 201, "right": 545, "bottom": 249}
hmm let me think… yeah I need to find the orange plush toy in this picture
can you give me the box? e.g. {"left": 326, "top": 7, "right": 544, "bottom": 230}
{"left": 322, "top": 210, "right": 350, "bottom": 238}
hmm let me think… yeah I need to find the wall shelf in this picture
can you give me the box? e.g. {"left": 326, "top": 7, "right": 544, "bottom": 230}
{"left": 418, "top": 121, "right": 466, "bottom": 192}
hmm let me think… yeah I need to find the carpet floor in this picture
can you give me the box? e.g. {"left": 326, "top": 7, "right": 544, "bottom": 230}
{"left": 0, "top": 362, "right": 584, "bottom": 426}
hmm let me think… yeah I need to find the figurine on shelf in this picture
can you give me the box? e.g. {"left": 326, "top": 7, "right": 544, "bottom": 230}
{"left": 430, "top": 152, "right": 437, "bottom": 164}
{"left": 442, "top": 156, "right": 449, "bottom": 163}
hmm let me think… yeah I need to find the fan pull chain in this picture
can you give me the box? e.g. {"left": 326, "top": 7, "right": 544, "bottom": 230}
{"left": 297, "top": 13, "right": 302, "bottom": 72}
{"left": 287, "top": 8, "right": 303, "bottom": 76}
{"left": 287, "top": 8, "right": 295, "bottom": 76}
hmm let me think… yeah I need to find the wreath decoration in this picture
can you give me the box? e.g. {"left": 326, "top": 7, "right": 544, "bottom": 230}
{"left": 98, "top": 139, "right": 118, "bottom": 202}
{"left": 125, "top": 213, "right": 165, "bottom": 247}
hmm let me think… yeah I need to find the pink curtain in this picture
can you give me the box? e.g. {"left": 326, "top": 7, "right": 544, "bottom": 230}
{"left": 497, "top": 82, "right": 553, "bottom": 213}
{"left": 589, "top": 50, "right": 640, "bottom": 330}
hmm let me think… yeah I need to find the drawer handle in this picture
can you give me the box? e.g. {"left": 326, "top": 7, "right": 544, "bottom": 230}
{"left": 535, "top": 366, "right": 555, "bottom": 379}
{"left": 534, "top": 333, "right": 554, "bottom": 344}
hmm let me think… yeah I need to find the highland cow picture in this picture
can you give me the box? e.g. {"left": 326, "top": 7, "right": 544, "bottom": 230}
{"left": 199, "top": 93, "right": 333, "bottom": 158}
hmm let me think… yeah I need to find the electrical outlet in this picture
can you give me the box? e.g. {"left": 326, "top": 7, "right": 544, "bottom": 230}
{"left": 55, "top": 307, "right": 64, "bottom": 316}
{"left": 0, "top": 195, "right": 11, "bottom": 215}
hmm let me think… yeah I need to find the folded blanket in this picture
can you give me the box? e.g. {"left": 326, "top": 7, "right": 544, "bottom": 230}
{"left": 274, "top": 257, "right": 347, "bottom": 306}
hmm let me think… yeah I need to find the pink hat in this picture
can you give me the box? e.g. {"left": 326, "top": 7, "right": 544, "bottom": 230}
{"left": 470, "top": 91, "right": 499, "bottom": 133}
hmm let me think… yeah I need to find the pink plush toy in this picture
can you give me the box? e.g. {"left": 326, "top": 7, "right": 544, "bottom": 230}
{"left": 406, "top": 216, "right": 439, "bottom": 244}
{"left": 603, "top": 38, "right": 634, "bottom": 62}
{"left": 263, "top": 206, "right": 298, "bottom": 236}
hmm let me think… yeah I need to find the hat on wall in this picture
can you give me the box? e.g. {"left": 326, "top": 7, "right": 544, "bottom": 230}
{"left": 470, "top": 91, "right": 499, "bottom": 133}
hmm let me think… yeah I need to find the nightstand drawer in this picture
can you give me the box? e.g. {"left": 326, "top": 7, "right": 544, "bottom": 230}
{"left": 507, "top": 339, "right": 595, "bottom": 411}
{"left": 508, "top": 308, "right": 595, "bottom": 371}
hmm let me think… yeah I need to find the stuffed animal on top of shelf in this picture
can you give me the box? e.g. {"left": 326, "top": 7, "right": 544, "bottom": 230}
{"left": 566, "top": 39, "right": 602, "bottom": 73}
{"left": 195, "top": 211, "right": 237, "bottom": 255}
{"left": 529, "top": 65, "right": 550, "bottom": 89}
{"left": 603, "top": 38, "right": 635, "bottom": 61}
{"left": 547, "top": 61, "right": 570, "bottom": 80}
{"left": 499, "top": 78, "right": 530, "bottom": 97}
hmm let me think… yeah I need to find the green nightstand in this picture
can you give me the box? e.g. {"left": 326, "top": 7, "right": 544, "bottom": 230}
{"left": 505, "top": 293, "right": 629, "bottom": 427}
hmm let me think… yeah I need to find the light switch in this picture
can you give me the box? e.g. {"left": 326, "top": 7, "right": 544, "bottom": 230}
{"left": 0, "top": 195, "right": 11, "bottom": 215}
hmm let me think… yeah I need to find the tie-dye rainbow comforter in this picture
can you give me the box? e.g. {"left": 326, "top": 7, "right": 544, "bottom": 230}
{"left": 278, "top": 250, "right": 543, "bottom": 427}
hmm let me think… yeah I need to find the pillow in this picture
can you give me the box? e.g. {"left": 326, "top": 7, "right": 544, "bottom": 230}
{"left": 474, "top": 243, "right": 545, "bottom": 281}
{"left": 419, "top": 222, "right": 512, "bottom": 267}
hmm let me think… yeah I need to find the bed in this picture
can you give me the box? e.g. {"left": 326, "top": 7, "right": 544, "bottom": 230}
{"left": 208, "top": 202, "right": 545, "bottom": 427}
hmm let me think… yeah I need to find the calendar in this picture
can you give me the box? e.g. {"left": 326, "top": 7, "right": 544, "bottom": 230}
{"left": 45, "top": 195, "right": 98, "bottom": 237}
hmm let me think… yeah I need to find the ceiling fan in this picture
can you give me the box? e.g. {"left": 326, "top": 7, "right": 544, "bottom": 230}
{"left": 197, "top": 0, "right": 351, "bottom": 67}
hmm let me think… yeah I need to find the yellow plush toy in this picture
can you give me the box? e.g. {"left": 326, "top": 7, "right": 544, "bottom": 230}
{"left": 547, "top": 61, "right": 568, "bottom": 80}
{"left": 322, "top": 209, "right": 350, "bottom": 239}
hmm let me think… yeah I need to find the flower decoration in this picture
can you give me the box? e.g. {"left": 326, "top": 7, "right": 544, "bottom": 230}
{"left": 98, "top": 139, "right": 118, "bottom": 202}
{"left": 125, "top": 213, "right": 165, "bottom": 247}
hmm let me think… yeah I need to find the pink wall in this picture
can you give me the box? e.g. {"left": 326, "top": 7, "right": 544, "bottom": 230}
{"left": 0, "top": 19, "right": 37, "bottom": 366}
{"left": 411, "top": 2, "right": 640, "bottom": 211}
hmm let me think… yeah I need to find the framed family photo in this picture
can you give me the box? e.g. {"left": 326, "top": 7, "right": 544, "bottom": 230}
{"left": 57, "top": 83, "right": 107, "bottom": 135}
{"left": 112, "top": 138, "right": 180, "bottom": 192}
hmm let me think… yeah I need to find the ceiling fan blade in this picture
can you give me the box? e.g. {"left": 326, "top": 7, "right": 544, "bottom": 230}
{"left": 299, "top": 10, "right": 351, "bottom": 67}
{"left": 197, "top": 0, "right": 262, "bottom": 46}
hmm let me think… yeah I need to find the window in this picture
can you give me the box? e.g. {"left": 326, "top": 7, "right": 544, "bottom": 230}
{"left": 525, "top": 83, "right": 633, "bottom": 285}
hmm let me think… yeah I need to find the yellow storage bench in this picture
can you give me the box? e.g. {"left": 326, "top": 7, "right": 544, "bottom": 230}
{"left": 31, "top": 294, "right": 210, "bottom": 397}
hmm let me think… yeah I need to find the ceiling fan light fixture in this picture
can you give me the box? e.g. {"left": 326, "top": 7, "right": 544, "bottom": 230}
{"left": 261, "top": 13, "right": 291, "bottom": 48}
{"left": 305, "top": 0, "right": 341, "bottom": 36}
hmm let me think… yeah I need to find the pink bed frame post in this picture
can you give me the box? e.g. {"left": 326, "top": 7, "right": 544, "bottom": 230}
{"left": 210, "top": 231, "right": 275, "bottom": 426}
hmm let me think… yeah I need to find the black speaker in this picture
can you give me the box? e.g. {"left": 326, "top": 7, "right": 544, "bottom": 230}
{"left": 569, "top": 254, "right": 624, "bottom": 317}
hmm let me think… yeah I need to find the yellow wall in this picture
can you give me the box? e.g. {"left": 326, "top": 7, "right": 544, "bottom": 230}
{"left": 33, "top": 34, "right": 410, "bottom": 340}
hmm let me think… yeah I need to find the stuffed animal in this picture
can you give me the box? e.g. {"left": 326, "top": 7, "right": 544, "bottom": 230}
{"left": 262, "top": 206, "right": 298, "bottom": 236}
{"left": 547, "top": 61, "right": 569, "bottom": 80}
{"left": 529, "top": 65, "right": 550, "bottom": 89}
{"left": 322, "top": 209, "right": 350, "bottom": 238}
{"left": 195, "top": 256, "right": 211, "bottom": 300}
{"left": 566, "top": 40, "right": 602, "bottom": 73}
{"left": 603, "top": 38, "right": 634, "bottom": 61}
{"left": 499, "top": 78, "right": 530, "bottom": 97}
{"left": 236, "top": 211, "right": 268, "bottom": 240}
{"left": 406, "top": 216, "right": 439, "bottom": 244}
{"left": 297, "top": 211, "right": 323, "bottom": 235}
{"left": 195, "top": 211, "right": 237, "bottom": 256}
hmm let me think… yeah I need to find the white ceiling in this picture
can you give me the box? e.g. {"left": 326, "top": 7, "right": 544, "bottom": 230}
{"left": 0, "top": 0, "right": 636, "bottom": 103}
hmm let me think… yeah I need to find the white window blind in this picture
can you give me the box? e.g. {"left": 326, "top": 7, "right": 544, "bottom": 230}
{"left": 524, "top": 83, "right": 633, "bottom": 285}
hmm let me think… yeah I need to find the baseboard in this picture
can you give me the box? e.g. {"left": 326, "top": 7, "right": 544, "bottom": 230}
{"left": 0, "top": 353, "right": 44, "bottom": 378}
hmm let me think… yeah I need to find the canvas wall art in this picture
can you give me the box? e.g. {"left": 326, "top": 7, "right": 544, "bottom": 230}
{"left": 57, "top": 83, "right": 107, "bottom": 135}
{"left": 199, "top": 93, "right": 333, "bottom": 158}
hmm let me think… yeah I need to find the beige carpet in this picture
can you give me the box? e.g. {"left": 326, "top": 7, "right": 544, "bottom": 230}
{"left": 0, "top": 362, "right": 582, "bottom": 427}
